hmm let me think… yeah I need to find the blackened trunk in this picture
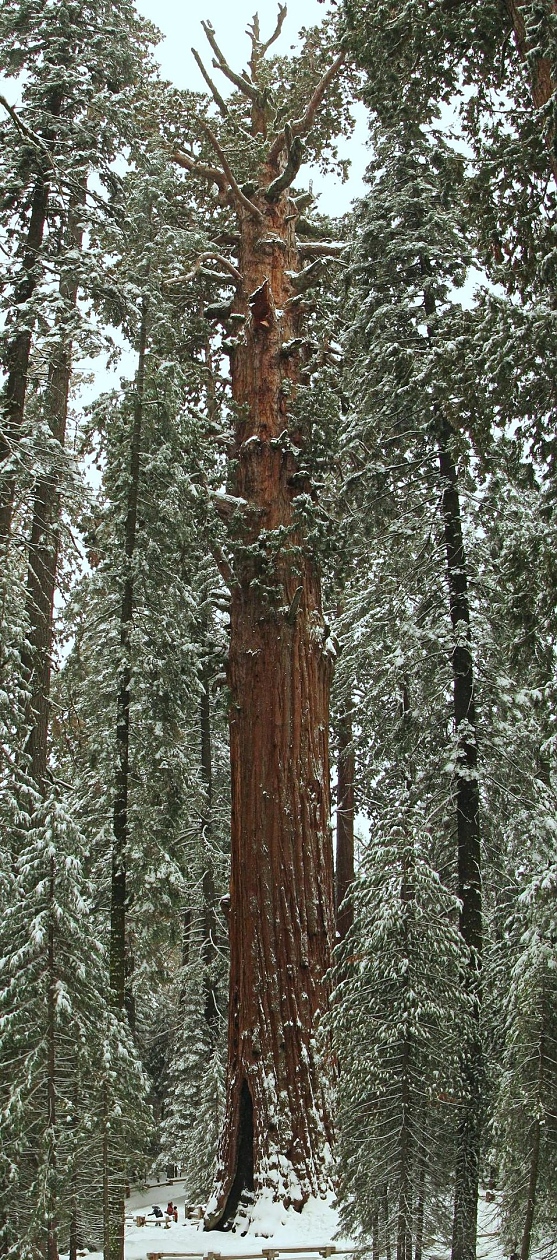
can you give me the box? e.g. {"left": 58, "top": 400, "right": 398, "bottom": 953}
{"left": 336, "top": 711, "right": 355, "bottom": 942}
{"left": 438, "top": 421, "right": 482, "bottom": 1260}
{"left": 109, "top": 298, "right": 148, "bottom": 1011}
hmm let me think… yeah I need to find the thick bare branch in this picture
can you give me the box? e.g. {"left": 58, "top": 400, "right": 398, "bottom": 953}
{"left": 173, "top": 148, "right": 229, "bottom": 197}
{"left": 286, "top": 256, "right": 343, "bottom": 293}
{"left": 298, "top": 240, "right": 346, "bottom": 258}
{"left": 211, "top": 542, "right": 234, "bottom": 589}
{"left": 0, "top": 93, "right": 53, "bottom": 157}
{"left": 261, "top": 4, "right": 288, "bottom": 56}
{"left": 267, "top": 50, "right": 345, "bottom": 164}
{"left": 191, "top": 49, "right": 229, "bottom": 118}
{"left": 265, "top": 122, "right": 304, "bottom": 201}
{"left": 177, "top": 252, "right": 242, "bottom": 285}
{"left": 198, "top": 121, "right": 264, "bottom": 220}
{"left": 201, "top": 20, "right": 260, "bottom": 103}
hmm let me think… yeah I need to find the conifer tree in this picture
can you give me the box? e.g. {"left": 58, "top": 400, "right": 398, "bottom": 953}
{"left": 332, "top": 804, "right": 469, "bottom": 1260}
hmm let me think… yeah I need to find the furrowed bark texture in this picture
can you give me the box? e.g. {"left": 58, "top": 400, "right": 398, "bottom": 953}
{"left": 206, "top": 173, "right": 335, "bottom": 1227}
{"left": 438, "top": 423, "right": 483, "bottom": 1260}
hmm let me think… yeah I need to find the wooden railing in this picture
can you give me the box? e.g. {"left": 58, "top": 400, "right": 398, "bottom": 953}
{"left": 146, "top": 1246, "right": 366, "bottom": 1260}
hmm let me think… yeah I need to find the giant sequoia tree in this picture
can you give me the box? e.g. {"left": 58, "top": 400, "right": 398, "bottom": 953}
{"left": 171, "top": 14, "right": 347, "bottom": 1227}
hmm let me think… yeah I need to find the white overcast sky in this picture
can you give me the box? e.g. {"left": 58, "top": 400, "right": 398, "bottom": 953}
{"left": 135, "top": 0, "right": 370, "bottom": 214}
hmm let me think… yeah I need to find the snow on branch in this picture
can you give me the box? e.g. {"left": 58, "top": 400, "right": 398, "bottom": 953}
{"left": 173, "top": 147, "right": 229, "bottom": 198}
{"left": 191, "top": 48, "right": 229, "bottom": 118}
{"left": 267, "top": 51, "right": 346, "bottom": 165}
{"left": 265, "top": 122, "right": 304, "bottom": 202}
{"left": 174, "top": 252, "right": 242, "bottom": 286}
{"left": 198, "top": 121, "right": 264, "bottom": 221}
{"left": 201, "top": 20, "right": 260, "bottom": 104}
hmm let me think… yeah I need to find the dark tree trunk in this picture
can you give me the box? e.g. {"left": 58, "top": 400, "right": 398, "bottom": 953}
{"left": 109, "top": 298, "right": 148, "bottom": 1011}
{"left": 206, "top": 168, "right": 335, "bottom": 1227}
{"left": 414, "top": 1150, "right": 426, "bottom": 1260}
{"left": 438, "top": 422, "right": 483, "bottom": 1260}
{"left": 372, "top": 1209, "right": 380, "bottom": 1260}
{"left": 0, "top": 92, "right": 63, "bottom": 544}
{"left": 397, "top": 854, "right": 413, "bottom": 1260}
{"left": 384, "top": 1183, "right": 392, "bottom": 1260}
{"left": 335, "top": 712, "right": 355, "bottom": 943}
{"left": 520, "top": 1021, "right": 545, "bottom": 1260}
{"left": 200, "top": 643, "right": 219, "bottom": 1027}
{"left": 46, "top": 858, "right": 58, "bottom": 1260}
{"left": 520, "top": 1118, "right": 541, "bottom": 1260}
{"left": 106, "top": 300, "right": 147, "bottom": 1260}
{"left": 23, "top": 188, "right": 84, "bottom": 793}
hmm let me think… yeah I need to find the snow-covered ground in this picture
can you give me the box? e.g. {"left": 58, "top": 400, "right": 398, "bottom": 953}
{"left": 60, "top": 1186, "right": 505, "bottom": 1260}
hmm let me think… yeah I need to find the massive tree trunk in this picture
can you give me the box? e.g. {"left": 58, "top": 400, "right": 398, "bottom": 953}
{"left": 206, "top": 168, "right": 335, "bottom": 1228}
{"left": 438, "top": 421, "right": 483, "bottom": 1260}
{"left": 175, "top": 28, "right": 344, "bottom": 1227}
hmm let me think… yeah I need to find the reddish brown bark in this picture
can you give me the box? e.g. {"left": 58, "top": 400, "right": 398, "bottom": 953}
{"left": 23, "top": 190, "right": 84, "bottom": 794}
{"left": 505, "top": 0, "right": 557, "bottom": 179}
{"left": 505, "top": 0, "right": 556, "bottom": 109}
{"left": 205, "top": 163, "right": 335, "bottom": 1227}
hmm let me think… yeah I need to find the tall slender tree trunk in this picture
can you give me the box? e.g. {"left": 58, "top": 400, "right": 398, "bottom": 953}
{"left": 520, "top": 1020, "right": 545, "bottom": 1260}
{"left": 0, "top": 92, "right": 63, "bottom": 545}
{"left": 102, "top": 1088, "right": 111, "bottom": 1260}
{"left": 372, "top": 1208, "right": 380, "bottom": 1260}
{"left": 109, "top": 297, "right": 148, "bottom": 1010}
{"left": 336, "top": 711, "right": 355, "bottom": 943}
{"left": 438, "top": 421, "right": 483, "bottom": 1260}
{"left": 207, "top": 168, "right": 335, "bottom": 1227}
{"left": 397, "top": 1033, "right": 412, "bottom": 1260}
{"left": 200, "top": 645, "right": 219, "bottom": 1027}
{"left": 106, "top": 299, "right": 147, "bottom": 1260}
{"left": 414, "top": 1146, "right": 426, "bottom": 1260}
{"left": 384, "top": 1184, "right": 392, "bottom": 1260}
{"left": 23, "top": 186, "right": 84, "bottom": 793}
{"left": 397, "top": 851, "right": 414, "bottom": 1260}
{"left": 46, "top": 857, "right": 58, "bottom": 1260}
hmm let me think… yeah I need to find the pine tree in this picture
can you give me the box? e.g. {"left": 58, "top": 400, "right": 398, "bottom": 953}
{"left": 332, "top": 803, "right": 470, "bottom": 1260}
